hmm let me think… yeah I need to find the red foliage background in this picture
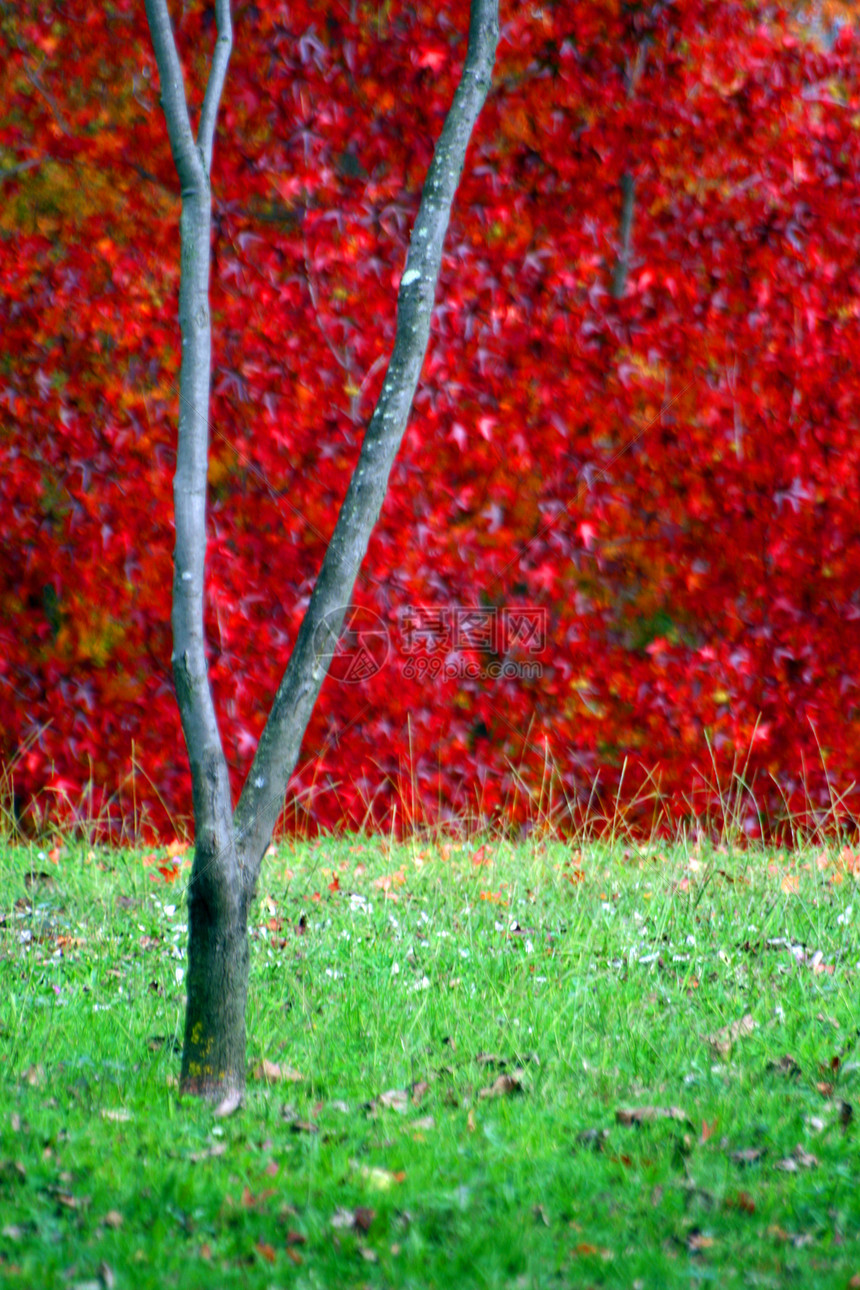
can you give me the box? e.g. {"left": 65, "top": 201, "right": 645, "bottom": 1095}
{"left": 1, "top": 0, "right": 859, "bottom": 838}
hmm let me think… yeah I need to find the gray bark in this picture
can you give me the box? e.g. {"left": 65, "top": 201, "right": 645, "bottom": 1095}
{"left": 144, "top": 0, "right": 499, "bottom": 1098}
{"left": 610, "top": 170, "right": 635, "bottom": 300}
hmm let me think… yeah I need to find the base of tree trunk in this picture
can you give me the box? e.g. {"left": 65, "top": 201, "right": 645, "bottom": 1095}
{"left": 180, "top": 884, "right": 250, "bottom": 1100}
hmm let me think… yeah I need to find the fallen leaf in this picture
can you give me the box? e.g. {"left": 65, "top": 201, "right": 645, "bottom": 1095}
{"left": 251, "top": 1059, "right": 303, "bottom": 1083}
{"left": 730, "top": 1147, "right": 764, "bottom": 1166}
{"left": 100, "top": 1109, "right": 132, "bottom": 1123}
{"left": 410, "top": 1080, "right": 430, "bottom": 1105}
{"left": 188, "top": 1142, "right": 227, "bottom": 1162}
{"left": 356, "top": 1163, "right": 406, "bottom": 1190}
{"left": 616, "top": 1106, "right": 688, "bottom": 1126}
{"left": 286, "top": 1229, "right": 307, "bottom": 1246}
{"left": 840, "top": 1100, "right": 854, "bottom": 1130}
{"left": 767, "top": 1055, "right": 801, "bottom": 1078}
{"left": 478, "top": 1070, "right": 526, "bottom": 1099}
{"left": 700, "top": 1118, "right": 719, "bottom": 1143}
{"left": 353, "top": 1206, "right": 376, "bottom": 1233}
{"left": 279, "top": 1105, "right": 317, "bottom": 1134}
{"left": 255, "top": 1241, "right": 276, "bottom": 1264}
{"left": 576, "top": 1127, "right": 610, "bottom": 1151}
{"left": 213, "top": 1090, "right": 243, "bottom": 1119}
{"left": 24, "top": 870, "right": 55, "bottom": 889}
{"left": 412, "top": 1115, "right": 435, "bottom": 1131}
{"left": 701, "top": 1014, "right": 755, "bottom": 1057}
{"left": 687, "top": 1232, "right": 716, "bottom": 1252}
{"left": 725, "top": 1191, "right": 756, "bottom": 1214}
{"left": 103, "top": 1211, "right": 124, "bottom": 1229}
{"left": 378, "top": 1089, "right": 409, "bottom": 1113}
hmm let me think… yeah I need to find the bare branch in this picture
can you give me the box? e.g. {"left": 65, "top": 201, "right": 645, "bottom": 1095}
{"left": 233, "top": 0, "right": 500, "bottom": 872}
{"left": 198, "top": 0, "right": 232, "bottom": 173}
{"left": 611, "top": 170, "right": 635, "bottom": 300}
{"left": 143, "top": 0, "right": 199, "bottom": 187}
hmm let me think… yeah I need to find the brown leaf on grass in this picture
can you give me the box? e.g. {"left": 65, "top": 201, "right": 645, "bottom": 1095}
{"left": 332, "top": 1205, "right": 376, "bottom": 1231}
{"left": 768, "top": 1225, "right": 815, "bottom": 1248}
{"left": 55, "top": 1190, "right": 90, "bottom": 1210}
{"left": 687, "top": 1231, "right": 716, "bottom": 1252}
{"left": 411, "top": 1115, "right": 435, "bottom": 1132}
{"left": 24, "top": 871, "right": 55, "bottom": 889}
{"left": 378, "top": 1089, "right": 409, "bottom": 1113}
{"left": 353, "top": 1206, "right": 376, "bottom": 1233}
{"left": 286, "top": 1230, "right": 307, "bottom": 1246}
{"left": 410, "top": 1080, "right": 430, "bottom": 1105}
{"left": 725, "top": 1191, "right": 756, "bottom": 1214}
{"left": 467, "top": 1108, "right": 477, "bottom": 1132}
{"left": 576, "top": 1127, "right": 610, "bottom": 1151}
{"left": 766, "top": 1054, "right": 801, "bottom": 1078}
{"left": 701, "top": 1014, "right": 755, "bottom": 1057}
{"left": 840, "top": 1100, "right": 854, "bottom": 1131}
{"left": 103, "top": 1211, "right": 124, "bottom": 1229}
{"left": 23, "top": 1065, "right": 44, "bottom": 1088}
{"left": 251, "top": 1059, "right": 303, "bottom": 1084}
{"left": 775, "top": 1144, "right": 818, "bottom": 1172}
{"left": 478, "top": 1070, "right": 526, "bottom": 1099}
{"left": 355, "top": 1163, "right": 406, "bottom": 1190}
{"left": 188, "top": 1142, "right": 227, "bottom": 1162}
{"left": 255, "top": 1241, "right": 276, "bottom": 1264}
{"left": 699, "top": 1118, "right": 719, "bottom": 1144}
{"left": 100, "top": 1108, "right": 132, "bottom": 1123}
{"left": 280, "top": 1106, "right": 318, "bottom": 1134}
{"left": 730, "top": 1147, "right": 764, "bottom": 1166}
{"left": 213, "top": 1090, "right": 243, "bottom": 1119}
{"left": 615, "top": 1106, "right": 689, "bottom": 1126}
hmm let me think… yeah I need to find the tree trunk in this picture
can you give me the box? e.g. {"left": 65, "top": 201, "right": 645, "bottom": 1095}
{"left": 180, "top": 838, "right": 250, "bottom": 1096}
{"left": 145, "top": 0, "right": 499, "bottom": 1102}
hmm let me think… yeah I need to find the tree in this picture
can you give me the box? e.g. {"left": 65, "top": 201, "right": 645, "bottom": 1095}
{"left": 142, "top": 0, "right": 499, "bottom": 1100}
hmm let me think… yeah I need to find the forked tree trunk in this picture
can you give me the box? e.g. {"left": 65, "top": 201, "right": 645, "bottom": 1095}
{"left": 144, "top": 0, "right": 499, "bottom": 1099}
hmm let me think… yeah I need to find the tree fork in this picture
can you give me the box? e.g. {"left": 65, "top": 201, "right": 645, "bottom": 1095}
{"left": 145, "top": 0, "right": 498, "bottom": 1100}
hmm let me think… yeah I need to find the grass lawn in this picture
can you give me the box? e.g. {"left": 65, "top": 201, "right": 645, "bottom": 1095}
{"left": 1, "top": 833, "right": 859, "bottom": 1288}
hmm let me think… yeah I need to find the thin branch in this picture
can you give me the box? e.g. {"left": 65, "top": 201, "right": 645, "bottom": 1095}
{"left": 143, "top": 0, "right": 199, "bottom": 186}
{"left": 233, "top": 0, "right": 500, "bottom": 872}
{"left": 611, "top": 170, "right": 635, "bottom": 300}
{"left": 198, "top": 0, "right": 232, "bottom": 173}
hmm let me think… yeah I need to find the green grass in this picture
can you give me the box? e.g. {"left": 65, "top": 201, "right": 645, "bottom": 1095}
{"left": 1, "top": 834, "right": 859, "bottom": 1288}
